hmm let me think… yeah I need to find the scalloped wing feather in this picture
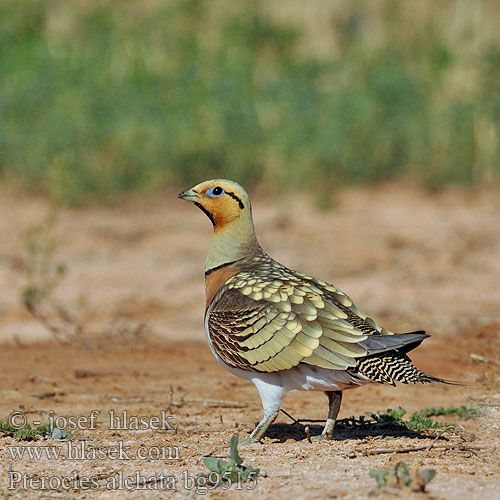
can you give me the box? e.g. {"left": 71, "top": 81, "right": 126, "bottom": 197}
{"left": 206, "top": 255, "right": 411, "bottom": 374}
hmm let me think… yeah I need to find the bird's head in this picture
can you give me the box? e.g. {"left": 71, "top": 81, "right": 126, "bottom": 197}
{"left": 178, "top": 179, "right": 251, "bottom": 231}
{"left": 178, "top": 179, "right": 260, "bottom": 271}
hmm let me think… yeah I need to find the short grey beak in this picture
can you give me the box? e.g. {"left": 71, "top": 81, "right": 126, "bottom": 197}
{"left": 177, "top": 188, "right": 199, "bottom": 202}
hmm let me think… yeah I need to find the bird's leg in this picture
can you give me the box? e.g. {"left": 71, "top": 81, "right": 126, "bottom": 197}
{"left": 310, "top": 390, "right": 342, "bottom": 442}
{"left": 239, "top": 379, "right": 287, "bottom": 446}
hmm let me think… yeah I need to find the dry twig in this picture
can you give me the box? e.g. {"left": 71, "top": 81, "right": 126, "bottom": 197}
{"left": 183, "top": 398, "right": 247, "bottom": 408}
{"left": 358, "top": 443, "right": 485, "bottom": 457}
{"left": 470, "top": 353, "right": 500, "bottom": 365}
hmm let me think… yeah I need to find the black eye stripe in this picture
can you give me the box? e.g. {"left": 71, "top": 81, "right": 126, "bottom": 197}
{"left": 225, "top": 191, "right": 245, "bottom": 210}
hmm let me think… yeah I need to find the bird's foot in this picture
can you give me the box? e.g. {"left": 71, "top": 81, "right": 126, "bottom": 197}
{"left": 238, "top": 436, "right": 260, "bottom": 446}
{"left": 310, "top": 433, "right": 333, "bottom": 442}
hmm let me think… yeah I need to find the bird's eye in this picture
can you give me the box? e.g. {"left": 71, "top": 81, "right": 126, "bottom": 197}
{"left": 207, "top": 186, "right": 225, "bottom": 198}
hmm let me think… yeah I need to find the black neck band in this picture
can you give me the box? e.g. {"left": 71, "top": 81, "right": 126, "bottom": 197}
{"left": 205, "top": 259, "right": 240, "bottom": 276}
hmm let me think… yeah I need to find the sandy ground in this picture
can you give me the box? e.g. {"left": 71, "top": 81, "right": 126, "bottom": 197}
{"left": 0, "top": 184, "right": 499, "bottom": 499}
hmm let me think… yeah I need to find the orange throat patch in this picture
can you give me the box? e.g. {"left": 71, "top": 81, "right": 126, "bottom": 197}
{"left": 204, "top": 262, "right": 241, "bottom": 311}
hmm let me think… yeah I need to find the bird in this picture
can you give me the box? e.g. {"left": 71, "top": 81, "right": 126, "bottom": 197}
{"left": 178, "top": 179, "right": 452, "bottom": 445}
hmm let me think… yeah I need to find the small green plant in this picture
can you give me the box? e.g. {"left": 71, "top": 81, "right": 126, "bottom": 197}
{"left": 197, "top": 434, "right": 259, "bottom": 489}
{"left": 369, "top": 461, "right": 435, "bottom": 496}
{"left": 415, "top": 405, "right": 480, "bottom": 420}
{"left": 405, "top": 407, "right": 444, "bottom": 430}
{"left": 20, "top": 212, "right": 95, "bottom": 349}
{"left": 0, "top": 419, "right": 70, "bottom": 441}
{"left": 367, "top": 406, "right": 443, "bottom": 430}
{"left": 367, "top": 405, "right": 480, "bottom": 431}
{"left": 21, "top": 211, "right": 67, "bottom": 311}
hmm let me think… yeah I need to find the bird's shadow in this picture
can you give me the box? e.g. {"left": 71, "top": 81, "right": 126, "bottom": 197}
{"left": 257, "top": 413, "right": 435, "bottom": 443}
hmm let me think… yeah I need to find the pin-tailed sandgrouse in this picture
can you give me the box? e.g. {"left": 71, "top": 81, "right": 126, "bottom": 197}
{"left": 178, "top": 179, "right": 451, "bottom": 445}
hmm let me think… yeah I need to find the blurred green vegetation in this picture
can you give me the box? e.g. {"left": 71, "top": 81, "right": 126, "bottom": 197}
{"left": 1, "top": 0, "right": 499, "bottom": 204}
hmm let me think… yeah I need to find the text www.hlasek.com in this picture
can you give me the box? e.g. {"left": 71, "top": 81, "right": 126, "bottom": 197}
{"left": 7, "top": 440, "right": 179, "bottom": 461}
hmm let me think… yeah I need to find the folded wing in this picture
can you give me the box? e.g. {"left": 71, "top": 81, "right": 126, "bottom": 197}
{"left": 207, "top": 270, "right": 429, "bottom": 375}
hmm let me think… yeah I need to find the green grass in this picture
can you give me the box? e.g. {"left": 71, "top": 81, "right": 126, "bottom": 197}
{"left": 0, "top": 419, "right": 70, "bottom": 441}
{"left": 415, "top": 405, "right": 480, "bottom": 421}
{"left": 1, "top": 0, "right": 500, "bottom": 204}
{"left": 367, "top": 405, "right": 480, "bottom": 431}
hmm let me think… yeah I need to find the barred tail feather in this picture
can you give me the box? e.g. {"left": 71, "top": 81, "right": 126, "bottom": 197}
{"left": 353, "top": 351, "right": 459, "bottom": 386}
